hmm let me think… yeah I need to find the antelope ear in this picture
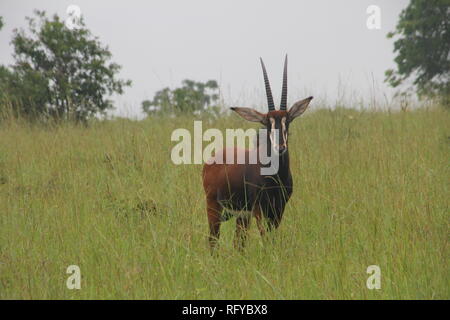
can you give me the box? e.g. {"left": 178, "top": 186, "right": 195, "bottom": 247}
{"left": 288, "top": 96, "right": 313, "bottom": 121}
{"left": 230, "top": 107, "right": 267, "bottom": 125}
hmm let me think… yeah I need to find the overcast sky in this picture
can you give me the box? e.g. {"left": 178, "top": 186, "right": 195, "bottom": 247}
{"left": 0, "top": 0, "right": 409, "bottom": 118}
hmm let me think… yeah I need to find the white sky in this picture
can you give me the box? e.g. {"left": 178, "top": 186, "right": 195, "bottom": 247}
{"left": 0, "top": 0, "right": 409, "bottom": 118}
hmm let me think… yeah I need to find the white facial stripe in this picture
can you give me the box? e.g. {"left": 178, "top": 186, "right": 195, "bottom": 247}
{"left": 281, "top": 117, "right": 287, "bottom": 145}
{"left": 269, "top": 118, "right": 277, "bottom": 147}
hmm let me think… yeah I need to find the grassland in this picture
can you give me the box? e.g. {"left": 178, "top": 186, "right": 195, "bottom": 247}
{"left": 0, "top": 106, "right": 448, "bottom": 299}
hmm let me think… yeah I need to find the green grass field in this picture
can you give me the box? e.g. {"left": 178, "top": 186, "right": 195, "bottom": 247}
{"left": 0, "top": 107, "right": 448, "bottom": 299}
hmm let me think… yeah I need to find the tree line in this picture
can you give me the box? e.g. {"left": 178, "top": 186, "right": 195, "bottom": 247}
{"left": 0, "top": 1, "right": 448, "bottom": 124}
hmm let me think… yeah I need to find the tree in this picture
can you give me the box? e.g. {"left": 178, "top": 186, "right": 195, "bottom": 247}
{"left": 142, "top": 87, "right": 172, "bottom": 115}
{"left": 0, "top": 10, "right": 131, "bottom": 122}
{"left": 0, "top": 64, "right": 50, "bottom": 117}
{"left": 385, "top": 0, "right": 450, "bottom": 104}
{"left": 142, "top": 79, "right": 219, "bottom": 116}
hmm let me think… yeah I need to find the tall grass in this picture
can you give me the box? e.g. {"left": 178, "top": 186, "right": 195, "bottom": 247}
{"left": 0, "top": 106, "right": 448, "bottom": 299}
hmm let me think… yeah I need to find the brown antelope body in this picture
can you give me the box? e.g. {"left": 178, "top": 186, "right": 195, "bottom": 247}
{"left": 202, "top": 56, "right": 312, "bottom": 250}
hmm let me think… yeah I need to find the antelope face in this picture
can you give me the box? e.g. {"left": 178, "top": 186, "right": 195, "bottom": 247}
{"left": 231, "top": 96, "right": 312, "bottom": 154}
{"left": 267, "top": 111, "right": 289, "bottom": 155}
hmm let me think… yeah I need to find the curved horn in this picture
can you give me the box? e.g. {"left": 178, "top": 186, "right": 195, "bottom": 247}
{"left": 280, "top": 54, "right": 288, "bottom": 110}
{"left": 260, "top": 58, "right": 275, "bottom": 111}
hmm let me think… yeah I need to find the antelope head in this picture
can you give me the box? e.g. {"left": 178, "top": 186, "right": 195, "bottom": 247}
{"left": 231, "top": 55, "right": 313, "bottom": 155}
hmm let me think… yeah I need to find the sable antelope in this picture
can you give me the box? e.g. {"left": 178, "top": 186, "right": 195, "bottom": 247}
{"left": 202, "top": 55, "right": 313, "bottom": 250}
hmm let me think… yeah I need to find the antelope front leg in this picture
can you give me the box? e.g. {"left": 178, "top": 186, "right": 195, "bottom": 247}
{"left": 206, "top": 198, "right": 222, "bottom": 253}
{"left": 253, "top": 205, "right": 266, "bottom": 238}
{"left": 234, "top": 215, "right": 251, "bottom": 251}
